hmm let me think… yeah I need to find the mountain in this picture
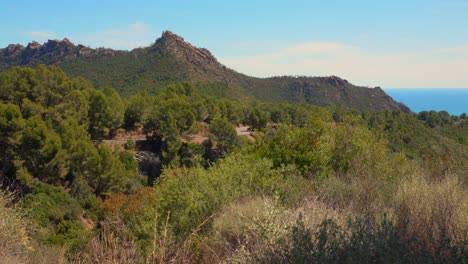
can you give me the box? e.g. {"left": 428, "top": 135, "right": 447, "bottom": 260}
{"left": 0, "top": 31, "right": 410, "bottom": 112}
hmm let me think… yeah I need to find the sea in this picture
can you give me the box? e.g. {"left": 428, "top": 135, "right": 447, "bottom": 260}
{"left": 384, "top": 88, "right": 468, "bottom": 116}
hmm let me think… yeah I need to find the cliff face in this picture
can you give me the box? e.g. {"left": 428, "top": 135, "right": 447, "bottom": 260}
{"left": 0, "top": 32, "right": 410, "bottom": 112}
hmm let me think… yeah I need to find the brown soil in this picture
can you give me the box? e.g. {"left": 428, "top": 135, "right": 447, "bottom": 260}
{"left": 80, "top": 215, "right": 95, "bottom": 231}
{"left": 182, "top": 122, "right": 209, "bottom": 144}
{"left": 112, "top": 126, "right": 146, "bottom": 140}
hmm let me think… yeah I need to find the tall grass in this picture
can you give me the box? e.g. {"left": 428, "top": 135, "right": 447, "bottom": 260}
{"left": 394, "top": 174, "right": 468, "bottom": 261}
{"left": 205, "top": 170, "right": 468, "bottom": 264}
{"left": 74, "top": 211, "right": 214, "bottom": 263}
{"left": 0, "top": 190, "right": 67, "bottom": 264}
{"left": 0, "top": 190, "right": 31, "bottom": 263}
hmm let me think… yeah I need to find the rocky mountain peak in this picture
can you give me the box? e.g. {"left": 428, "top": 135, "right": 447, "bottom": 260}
{"left": 161, "top": 30, "right": 181, "bottom": 40}
{"left": 155, "top": 30, "right": 220, "bottom": 68}
{"left": 40, "top": 38, "right": 75, "bottom": 49}
{"left": 62, "top": 38, "right": 73, "bottom": 46}
{"left": 27, "top": 41, "right": 42, "bottom": 49}
{"left": 156, "top": 30, "right": 190, "bottom": 50}
{"left": 3, "top": 44, "right": 25, "bottom": 57}
{"left": 0, "top": 38, "right": 122, "bottom": 67}
{"left": 45, "top": 39, "right": 60, "bottom": 46}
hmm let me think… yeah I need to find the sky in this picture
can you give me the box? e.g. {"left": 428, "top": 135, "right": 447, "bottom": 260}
{"left": 1, "top": 0, "right": 468, "bottom": 88}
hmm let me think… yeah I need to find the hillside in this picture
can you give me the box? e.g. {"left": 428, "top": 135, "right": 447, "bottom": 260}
{"left": 0, "top": 31, "right": 409, "bottom": 112}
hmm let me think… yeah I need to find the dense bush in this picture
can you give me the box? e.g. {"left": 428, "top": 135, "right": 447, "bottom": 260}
{"left": 21, "top": 183, "right": 91, "bottom": 248}
{"left": 155, "top": 153, "right": 310, "bottom": 237}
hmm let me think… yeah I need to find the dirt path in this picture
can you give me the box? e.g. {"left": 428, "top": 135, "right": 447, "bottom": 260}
{"left": 103, "top": 124, "right": 253, "bottom": 145}
{"left": 236, "top": 125, "right": 250, "bottom": 135}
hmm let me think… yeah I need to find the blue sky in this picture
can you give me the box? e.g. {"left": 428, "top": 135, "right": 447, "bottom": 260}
{"left": 1, "top": 0, "right": 468, "bottom": 87}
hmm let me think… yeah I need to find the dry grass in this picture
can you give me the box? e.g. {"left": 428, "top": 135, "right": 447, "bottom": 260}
{"left": 208, "top": 172, "right": 468, "bottom": 263}
{"left": 75, "top": 210, "right": 215, "bottom": 264}
{"left": 292, "top": 196, "right": 351, "bottom": 233}
{"left": 76, "top": 218, "right": 141, "bottom": 264}
{"left": 318, "top": 175, "right": 391, "bottom": 216}
{"left": 209, "top": 196, "right": 352, "bottom": 263}
{"left": 0, "top": 190, "right": 31, "bottom": 263}
{"left": 394, "top": 174, "right": 468, "bottom": 259}
{"left": 0, "top": 189, "right": 67, "bottom": 264}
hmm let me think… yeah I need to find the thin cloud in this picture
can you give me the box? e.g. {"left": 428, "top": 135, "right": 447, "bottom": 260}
{"left": 131, "top": 22, "right": 149, "bottom": 32}
{"left": 219, "top": 41, "right": 468, "bottom": 88}
{"left": 438, "top": 45, "right": 468, "bottom": 54}
{"left": 286, "top": 42, "right": 346, "bottom": 54}
{"left": 25, "top": 31, "right": 53, "bottom": 38}
{"left": 72, "top": 22, "right": 157, "bottom": 50}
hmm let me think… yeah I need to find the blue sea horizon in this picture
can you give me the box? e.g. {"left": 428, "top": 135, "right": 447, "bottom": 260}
{"left": 384, "top": 88, "right": 468, "bottom": 116}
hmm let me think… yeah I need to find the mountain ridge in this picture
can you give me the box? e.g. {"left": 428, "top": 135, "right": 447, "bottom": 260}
{"left": 0, "top": 31, "right": 410, "bottom": 112}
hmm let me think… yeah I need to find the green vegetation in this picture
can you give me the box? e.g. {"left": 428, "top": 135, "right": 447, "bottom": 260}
{"left": 208, "top": 117, "right": 237, "bottom": 155}
{"left": 0, "top": 32, "right": 408, "bottom": 112}
{"left": 0, "top": 65, "right": 467, "bottom": 263}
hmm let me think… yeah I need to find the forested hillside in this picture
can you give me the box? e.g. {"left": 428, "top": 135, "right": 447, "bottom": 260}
{"left": 0, "top": 31, "right": 409, "bottom": 112}
{"left": 0, "top": 65, "right": 466, "bottom": 263}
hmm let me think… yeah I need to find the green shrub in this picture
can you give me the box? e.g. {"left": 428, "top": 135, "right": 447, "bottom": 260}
{"left": 155, "top": 153, "right": 309, "bottom": 237}
{"left": 255, "top": 123, "right": 334, "bottom": 178}
{"left": 21, "top": 182, "right": 91, "bottom": 248}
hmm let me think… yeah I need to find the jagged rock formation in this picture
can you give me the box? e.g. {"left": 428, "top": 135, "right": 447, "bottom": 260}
{"left": 0, "top": 31, "right": 410, "bottom": 112}
{"left": 157, "top": 31, "right": 220, "bottom": 66}
{"left": 0, "top": 38, "right": 124, "bottom": 69}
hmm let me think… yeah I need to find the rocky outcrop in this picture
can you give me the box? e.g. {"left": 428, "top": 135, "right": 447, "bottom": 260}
{"left": 3, "top": 44, "right": 25, "bottom": 57}
{"left": 155, "top": 30, "right": 222, "bottom": 68}
{"left": 0, "top": 38, "right": 124, "bottom": 67}
{"left": 26, "top": 41, "right": 42, "bottom": 50}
